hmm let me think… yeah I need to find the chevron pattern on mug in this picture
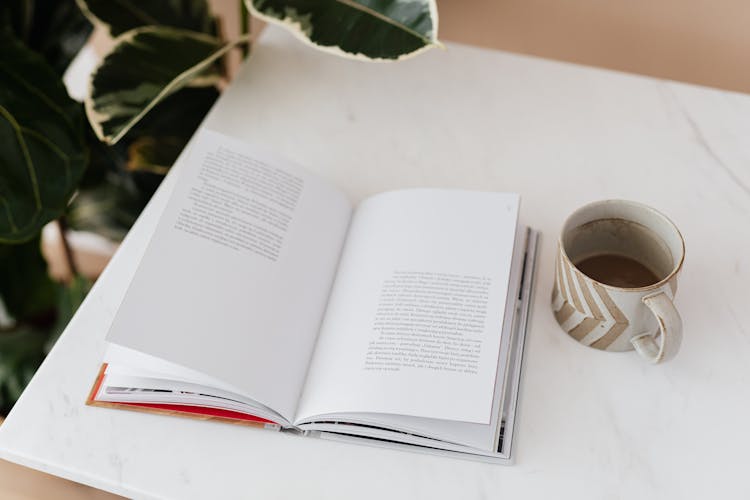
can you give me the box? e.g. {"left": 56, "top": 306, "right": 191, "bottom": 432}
{"left": 551, "top": 200, "right": 684, "bottom": 362}
{"left": 553, "top": 249, "right": 626, "bottom": 350}
{"left": 552, "top": 248, "right": 678, "bottom": 352}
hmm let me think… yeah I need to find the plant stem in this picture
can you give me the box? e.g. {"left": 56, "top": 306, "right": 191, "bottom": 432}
{"left": 56, "top": 217, "right": 78, "bottom": 278}
{"left": 240, "top": 0, "right": 251, "bottom": 58}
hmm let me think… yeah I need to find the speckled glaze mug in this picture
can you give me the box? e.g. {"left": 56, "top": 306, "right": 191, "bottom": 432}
{"left": 551, "top": 200, "right": 685, "bottom": 363}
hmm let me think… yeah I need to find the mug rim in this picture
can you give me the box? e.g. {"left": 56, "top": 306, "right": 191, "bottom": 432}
{"left": 559, "top": 199, "right": 685, "bottom": 292}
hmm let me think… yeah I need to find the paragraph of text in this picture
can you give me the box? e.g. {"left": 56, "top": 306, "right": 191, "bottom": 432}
{"left": 174, "top": 146, "right": 303, "bottom": 261}
{"left": 365, "top": 271, "right": 492, "bottom": 374}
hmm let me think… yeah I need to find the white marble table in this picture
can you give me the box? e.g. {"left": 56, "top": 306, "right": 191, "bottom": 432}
{"left": 2, "top": 25, "right": 750, "bottom": 499}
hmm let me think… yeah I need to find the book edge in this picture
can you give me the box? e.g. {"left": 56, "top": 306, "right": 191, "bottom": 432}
{"left": 86, "top": 364, "right": 275, "bottom": 430}
{"left": 83, "top": 226, "right": 541, "bottom": 462}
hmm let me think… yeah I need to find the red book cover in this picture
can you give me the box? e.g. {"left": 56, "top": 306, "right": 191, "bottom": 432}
{"left": 86, "top": 364, "right": 278, "bottom": 428}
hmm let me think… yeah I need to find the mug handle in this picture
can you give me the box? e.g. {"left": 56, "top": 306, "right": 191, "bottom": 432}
{"left": 630, "top": 292, "right": 682, "bottom": 363}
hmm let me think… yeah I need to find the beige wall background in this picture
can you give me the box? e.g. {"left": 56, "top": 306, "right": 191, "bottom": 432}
{"left": 181, "top": 0, "right": 750, "bottom": 92}
{"left": 438, "top": 0, "right": 750, "bottom": 93}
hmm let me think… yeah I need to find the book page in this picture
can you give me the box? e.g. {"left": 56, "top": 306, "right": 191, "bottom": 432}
{"left": 296, "top": 226, "right": 528, "bottom": 449}
{"left": 107, "top": 130, "right": 352, "bottom": 423}
{"left": 296, "top": 190, "right": 519, "bottom": 425}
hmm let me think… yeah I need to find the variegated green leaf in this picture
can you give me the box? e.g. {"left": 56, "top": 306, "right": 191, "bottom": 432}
{"left": 245, "top": 0, "right": 440, "bottom": 60}
{"left": 76, "top": 0, "right": 217, "bottom": 37}
{"left": 85, "top": 27, "right": 248, "bottom": 144}
{"left": 0, "top": 35, "right": 87, "bottom": 243}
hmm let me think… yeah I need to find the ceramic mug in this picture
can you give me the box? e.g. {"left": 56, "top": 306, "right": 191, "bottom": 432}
{"left": 551, "top": 200, "right": 685, "bottom": 363}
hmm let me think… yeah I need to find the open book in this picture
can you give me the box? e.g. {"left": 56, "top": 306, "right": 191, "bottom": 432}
{"left": 88, "top": 130, "right": 538, "bottom": 463}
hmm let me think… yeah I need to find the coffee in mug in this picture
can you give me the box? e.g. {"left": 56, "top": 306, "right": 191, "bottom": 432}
{"left": 552, "top": 200, "right": 685, "bottom": 363}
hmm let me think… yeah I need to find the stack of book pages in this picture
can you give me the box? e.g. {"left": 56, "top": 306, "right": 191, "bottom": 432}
{"left": 89, "top": 130, "right": 539, "bottom": 463}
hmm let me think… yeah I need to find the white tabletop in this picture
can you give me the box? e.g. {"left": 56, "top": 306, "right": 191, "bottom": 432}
{"left": 2, "top": 25, "right": 750, "bottom": 499}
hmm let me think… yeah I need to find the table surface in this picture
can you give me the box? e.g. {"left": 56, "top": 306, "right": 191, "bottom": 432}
{"left": 2, "top": 25, "right": 750, "bottom": 499}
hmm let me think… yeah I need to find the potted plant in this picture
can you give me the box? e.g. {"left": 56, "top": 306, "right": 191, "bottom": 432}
{"left": 0, "top": 0, "right": 440, "bottom": 415}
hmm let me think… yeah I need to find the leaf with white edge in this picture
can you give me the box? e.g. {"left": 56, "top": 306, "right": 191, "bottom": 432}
{"left": 245, "top": 0, "right": 440, "bottom": 61}
{"left": 0, "top": 35, "right": 87, "bottom": 244}
{"left": 85, "top": 27, "right": 249, "bottom": 144}
{"left": 75, "top": 0, "right": 218, "bottom": 37}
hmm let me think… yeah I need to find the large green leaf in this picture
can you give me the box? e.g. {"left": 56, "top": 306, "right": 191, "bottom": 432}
{"left": 0, "top": 35, "right": 87, "bottom": 243}
{"left": 0, "top": 237, "right": 57, "bottom": 323}
{"left": 85, "top": 27, "right": 248, "bottom": 144}
{"left": 130, "top": 85, "right": 219, "bottom": 142}
{"left": 245, "top": 0, "right": 440, "bottom": 60}
{"left": 76, "top": 0, "right": 217, "bottom": 37}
